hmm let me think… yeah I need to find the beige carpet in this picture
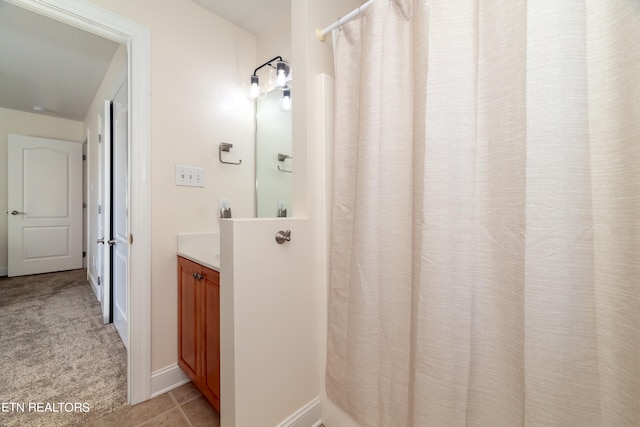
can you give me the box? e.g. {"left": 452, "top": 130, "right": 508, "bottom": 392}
{"left": 0, "top": 269, "right": 127, "bottom": 426}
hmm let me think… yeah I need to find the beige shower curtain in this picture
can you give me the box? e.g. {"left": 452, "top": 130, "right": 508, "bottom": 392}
{"left": 326, "top": 1, "right": 640, "bottom": 426}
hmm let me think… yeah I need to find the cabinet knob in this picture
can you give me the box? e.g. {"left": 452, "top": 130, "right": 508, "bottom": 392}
{"left": 193, "top": 272, "right": 204, "bottom": 280}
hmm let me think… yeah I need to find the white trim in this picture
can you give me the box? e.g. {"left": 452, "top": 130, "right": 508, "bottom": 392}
{"left": 85, "top": 128, "right": 100, "bottom": 304}
{"left": 85, "top": 130, "right": 92, "bottom": 279}
{"left": 150, "top": 365, "right": 191, "bottom": 398}
{"left": 125, "top": 6, "right": 152, "bottom": 405}
{"left": 6, "top": 0, "right": 152, "bottom": 405}
{"left": 88, "top": 270, "right": 101, "bottom": 301}
{"left": 276, "top": 398, "right": 322, "bottom": 427}
{"left": 82, "top": 139, "right": 88, "bottom": 270}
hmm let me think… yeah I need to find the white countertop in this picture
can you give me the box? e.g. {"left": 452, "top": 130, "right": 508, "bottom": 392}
{"left": 177, "top": 232, "right": 220, "bottom": 271}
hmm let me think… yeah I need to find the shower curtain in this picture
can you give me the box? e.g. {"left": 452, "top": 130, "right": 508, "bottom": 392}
{"left": 326, "top": 1, "right": 640, "bottom": 426}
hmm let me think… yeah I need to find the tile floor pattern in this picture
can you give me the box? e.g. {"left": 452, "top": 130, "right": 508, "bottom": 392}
{"left": 85, "top": 382, "right": 219, "bottom": 427}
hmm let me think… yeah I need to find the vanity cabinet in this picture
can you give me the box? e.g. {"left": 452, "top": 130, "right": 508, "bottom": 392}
{"left": 178, "top": 256, "right": 220, "bottom": 411}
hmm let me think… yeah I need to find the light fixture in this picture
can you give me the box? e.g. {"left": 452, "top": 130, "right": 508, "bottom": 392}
{"left": 247, "top": 55, "right": 292, "bottom": 100}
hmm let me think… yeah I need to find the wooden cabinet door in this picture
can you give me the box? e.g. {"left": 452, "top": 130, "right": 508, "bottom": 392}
{"left": 177, "top": 256, "right": 220, "bottom": 411}
{"left": 178, "top": 257, "right": 202, "bottom": 388}
{"left": 202, "top": 269, "right": 220, "bottom": 411}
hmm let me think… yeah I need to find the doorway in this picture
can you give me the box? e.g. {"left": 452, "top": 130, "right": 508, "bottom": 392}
{"left": 6, "top": 0, "right": 151, "bottom": 404}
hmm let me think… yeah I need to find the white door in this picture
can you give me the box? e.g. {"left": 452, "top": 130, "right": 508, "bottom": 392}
{"left": 8, "top": 134, "right": 83, "bottom": 277}
{"left": 112, "top": 80, "right": 129, "bottom": 347}
{"left": 99, "top": 100, "right": 112, "bottom": 324}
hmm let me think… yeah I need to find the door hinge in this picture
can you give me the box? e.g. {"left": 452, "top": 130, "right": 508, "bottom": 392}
{"left": 83, "top": 202, "right": 87, "bottom": 209}
{"left": 83, "top": 251, "right": 86, "bottom": 258}
{"left": 98, "top": 205, "right": 102, "bottom": 214}
{"left": 98, "top": 276, "right": 101, "bottom": 286}
{"left": 83, "top": 154, "right": 86, "bottom": 161}
{"left": 129, "top": 234, "right": 133, "bottom": 245}
{"left": 98, "top": 134, "right": 102, "bottom": 143}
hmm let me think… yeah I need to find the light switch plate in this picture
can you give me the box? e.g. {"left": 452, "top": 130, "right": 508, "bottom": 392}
{"left": 175, "top": 165, "right": 205, "bottom": 187}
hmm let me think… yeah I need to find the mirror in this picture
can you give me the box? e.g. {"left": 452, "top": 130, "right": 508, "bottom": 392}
{"left": 255, "top": 86, "right": 292, "bottom": 217}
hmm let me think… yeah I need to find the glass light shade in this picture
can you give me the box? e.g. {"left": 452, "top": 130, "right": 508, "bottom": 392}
{"left": 274, "top": 61, "right": 291, "bottom": 89}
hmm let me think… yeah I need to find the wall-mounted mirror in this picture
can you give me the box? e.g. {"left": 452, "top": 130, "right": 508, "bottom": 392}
{"left": 255, "top": 86, "right": 292, "bottom": 217}
{"left": 248, "top": 8, "right": 293, "bottom": 218}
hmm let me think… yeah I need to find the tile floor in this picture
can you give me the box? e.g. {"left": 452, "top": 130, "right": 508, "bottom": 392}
{"left": 85, "top": 382, "right": 219, "bottom": 427}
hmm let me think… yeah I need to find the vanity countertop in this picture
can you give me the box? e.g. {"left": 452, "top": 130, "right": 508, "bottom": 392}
{"left": 177, "top": 232, "right": 220, "bottom": 272}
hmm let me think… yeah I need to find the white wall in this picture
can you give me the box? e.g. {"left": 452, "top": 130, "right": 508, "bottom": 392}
{"left": 258, "top": 11, "right": 292, "bottom": 62}
{"left": 82, "top": 0, "right": 258, "bottom": 371}
{"left": 220, "top": 218, "right": 318, "bottom": 427}
{"left": 0, "top": 107, "right": 84, "bottom": 274}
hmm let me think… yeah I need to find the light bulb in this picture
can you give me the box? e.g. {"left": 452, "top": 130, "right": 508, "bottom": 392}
{"left": 281, "top": 89, "right": 292, "bottom": 111}
{"left": 249, "top": 83, "right": 260, "bottom": 99}
{"left": 248, "top": 75, "right": 260, "bottom": 99}
{"left": 276, "top": 62, "right": 288, "bottom": 88}
{"left": 282, "top": 95, "right": 291, "bottom": 110}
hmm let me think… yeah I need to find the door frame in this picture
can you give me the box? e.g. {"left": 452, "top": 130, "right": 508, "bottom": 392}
{"left": 6, "top": 0, "right": 151, "bottom": 405}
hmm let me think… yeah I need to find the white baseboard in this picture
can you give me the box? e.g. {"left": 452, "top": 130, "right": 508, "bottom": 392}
{"left": 88, "top": 271, "right": 101, "bottom": 301}
{"left": 277, "top": 397, "right": 321, "bottom": 427}
{"left": 151, "top": 367, "right": 321, "bottom": 427}
{"left": 0, "top": 266, "right": 7, "bottom": 277}
{"left": 150, "top": 364, "right": 191, "bottom": 398}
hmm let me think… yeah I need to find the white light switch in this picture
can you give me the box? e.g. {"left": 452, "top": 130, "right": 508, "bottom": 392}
{"left": 175, "top": 165, "right": 205, "bottom": 187}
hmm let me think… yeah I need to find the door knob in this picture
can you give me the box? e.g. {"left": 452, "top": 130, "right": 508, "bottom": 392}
{"left": 275, "top": 230, "right": 291, "bottom": 244}
{"left": 97, "top": 238, "right": 116, "bottom": 246}
{"left": 11, "top": 210, "right": 25, "bottom": 215}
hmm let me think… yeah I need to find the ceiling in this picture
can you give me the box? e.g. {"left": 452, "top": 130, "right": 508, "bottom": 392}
{"left": 191, "top": 0, "right": 290, "bottom": 36}
{"left": 0, "top": 1, "right": 120, "bottom": 121}
{"left": 0, "top": 0, "right": 289, "bottom": 122}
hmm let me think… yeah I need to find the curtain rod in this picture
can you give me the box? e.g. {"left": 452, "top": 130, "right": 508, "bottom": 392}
{"left": 316, "top": 0, "right": 377, "bottom": 42}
